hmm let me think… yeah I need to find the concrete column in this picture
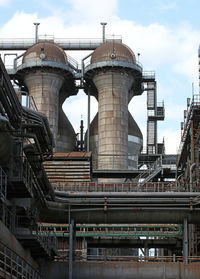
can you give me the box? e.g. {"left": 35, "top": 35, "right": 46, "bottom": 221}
{"left": 24, "top": 71, "right": 65, "bottom": 141}
{"left": 93, "top": 70, "right": 134, "bottom": 175}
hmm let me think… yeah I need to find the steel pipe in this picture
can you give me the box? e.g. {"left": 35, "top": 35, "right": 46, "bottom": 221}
{"left": 55, "top": 197, "right": 192, "bottom": 204}
{"left": 0, "top": 39, "right": 105, "bottom": 50}
{"left": 183, "top": 218, "right": 188, "bottom": 264}
{"left": 41, "top": 202, "right": 200, "bottom": 224}
{"left": 54, "top": 191, "right": 200, "bottom": 198}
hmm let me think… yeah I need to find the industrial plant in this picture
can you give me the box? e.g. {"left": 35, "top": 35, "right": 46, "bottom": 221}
{"left": 0, "top": 23, "right": 200, "bottom": 278}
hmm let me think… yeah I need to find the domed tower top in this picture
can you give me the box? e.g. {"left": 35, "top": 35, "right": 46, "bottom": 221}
{"left": 91, "top": 41, "right": 136, "bottom": 63}
{"left": 22, "top": 41, "right": 67, "bottom": 64}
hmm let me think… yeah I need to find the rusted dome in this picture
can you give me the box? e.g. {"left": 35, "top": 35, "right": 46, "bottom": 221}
{"left": 22, "top": 41, "right": 67, "bottom": 64}
{"left": 91, "top": 41, "right": 136, "bottom": 64}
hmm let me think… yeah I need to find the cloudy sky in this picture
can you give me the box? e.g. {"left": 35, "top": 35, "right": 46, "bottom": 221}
{"left": 0, "top": 0, "right": 199, "bottom": 154}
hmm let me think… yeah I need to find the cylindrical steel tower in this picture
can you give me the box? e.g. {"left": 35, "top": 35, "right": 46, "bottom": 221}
{"left": 16, "top": 41, "right": 77, "bottom": 152}
{"left": 85, "top": 41, "right": 143, "bottom": 175}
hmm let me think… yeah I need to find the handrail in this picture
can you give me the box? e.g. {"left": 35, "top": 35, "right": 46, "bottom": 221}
{"left": 177, "top": 94, "right": 200, "bottom": 164}
{"left": 53, "top": 181, "right": 177, "bottom": 193}
{"left": 0, "top": 240, "right": 41, "bottom": 278}
{"left": 54, "top": 251, "right": 200, "bottom": 263}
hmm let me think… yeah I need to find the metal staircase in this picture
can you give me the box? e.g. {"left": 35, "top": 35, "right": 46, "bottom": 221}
{"left": 137, "top": 157, "right": 162, "bottom": 189}
{"left": 142, "top": 72, "right": 165, "bottom": 155}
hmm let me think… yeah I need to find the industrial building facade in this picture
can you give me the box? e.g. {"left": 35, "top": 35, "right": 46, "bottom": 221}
{"left": 0, "top": 25, "right": 200, "bottom": 278}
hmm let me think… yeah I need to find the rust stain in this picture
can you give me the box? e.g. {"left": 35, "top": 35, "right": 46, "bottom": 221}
{"left": 23, "top": 41, "right": 67, "bottom": 64}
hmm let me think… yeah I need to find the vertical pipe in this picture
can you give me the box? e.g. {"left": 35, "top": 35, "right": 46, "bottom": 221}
{"left": 191, "top": 120, "right": 195, "bottom": 163}
{"left": 80, "top": 120, "right": 84, "bottom": 151}
{"left": 87, "top": 90, "right": 90, "bottom": 152}
{"left": 100, "top": 22, "right": 107, "bottom": 43}
{"left": 69, "top": 218, "right": 74, "bottom": 279}
{"left": 183, "top": 218, "right": 188, "bottom": 264}
{"left": 33, "top": 23, "right": 40, "bottom": 43}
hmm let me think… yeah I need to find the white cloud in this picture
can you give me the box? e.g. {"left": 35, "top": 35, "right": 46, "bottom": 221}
{"left": 156, "top": 1, "right": 178, "bottom": 12}
{"left": 65, "top": 0, "right": 118, "bottom": 23}
{"left": 0, "top": 0, "right": 9, "bottom": 6}
{"left": 0, "top": 12, "right": 38, "bottom": 37}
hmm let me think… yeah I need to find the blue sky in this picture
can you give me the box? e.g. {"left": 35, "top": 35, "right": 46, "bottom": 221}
{"left": 0, "top": 0, "right": 199, "bottom": 153}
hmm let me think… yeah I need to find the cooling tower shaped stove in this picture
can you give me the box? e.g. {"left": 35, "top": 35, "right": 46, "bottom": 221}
{"left": 16, "top": 41, "right": 77, "bottom": 152}
{"left": 87, "top": 111, "right": 143, "bottom": 170}
{"left": 85, "top": 41, "right": 143, "bottom": 178}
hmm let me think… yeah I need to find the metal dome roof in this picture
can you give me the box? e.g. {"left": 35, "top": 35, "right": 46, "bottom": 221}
{"left": 91, "top": 41, "right": 136, "bottom": 64}
{"left": 22, "top": 41, "right": 67, "bottom": 64}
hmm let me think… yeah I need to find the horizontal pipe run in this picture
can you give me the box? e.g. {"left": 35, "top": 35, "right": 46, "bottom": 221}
{"left": 55, "top": 191, "right": 200, "bottom": 198}
{"left": 40, "top": 200, "right": 200, "bottom": 224}
{"left": 70, "top": 207, "right": 199, "bottom": 212}
{"left": 0, "top": 39, "right": 104, "bottom": 50}
{"left": 55, "top": 197, "right": 192, "bottom": 205}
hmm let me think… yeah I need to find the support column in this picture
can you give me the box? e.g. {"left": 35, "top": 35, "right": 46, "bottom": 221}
{"left": 82, "top": 237, "right": 87, "bottom": 261}
{"left": 87, "top": 90, "right": 90, "bottom": 152}
{"left": 69, "top": 219, "right": 75, "bottom": 279}
{"left": 183, "top": 218, "right": 188, "bottom": 264}
{"left": 144, "top": 241, "right": 149, "bottom": 262}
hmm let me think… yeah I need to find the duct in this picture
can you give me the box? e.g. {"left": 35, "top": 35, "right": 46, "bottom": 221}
{"left": 24, "top": 145, "right": 55, "bottom": 201}
{"left": 22, "top": 107, "right": 54, "bottom": 154}
{"left": 0, "top": 116, "right": 12, "bottom": 165}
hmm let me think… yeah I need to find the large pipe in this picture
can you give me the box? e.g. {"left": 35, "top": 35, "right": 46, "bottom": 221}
{"left": 0, "top": 39, "right": 106, "bottom": 50}
{"left": 54, "top": 191, "right": 200, "bottom": 198}
{"left": 41, "top": 202, "right": 200, "bottom": 224}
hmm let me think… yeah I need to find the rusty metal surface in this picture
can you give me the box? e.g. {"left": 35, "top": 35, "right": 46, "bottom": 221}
{"left": 22, "top": 41, "right": 67, "bottom": 64}
{"left": 43, "top": 154, "right": 92, "bottom": 183}
{"left": 45, "top": 152, "right": 92, "bottom": 160}
{"left": 91, "top": 41, "right": 136, "bottom": 64}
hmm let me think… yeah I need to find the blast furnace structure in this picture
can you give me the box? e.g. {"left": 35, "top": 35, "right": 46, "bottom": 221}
{"left": 0, "top": 24, "right": 200, "bottom": 279}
